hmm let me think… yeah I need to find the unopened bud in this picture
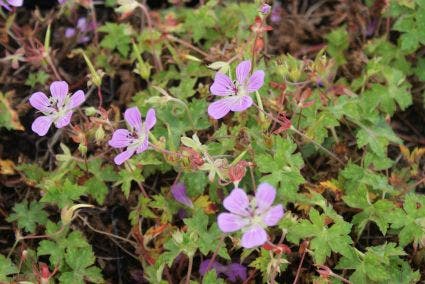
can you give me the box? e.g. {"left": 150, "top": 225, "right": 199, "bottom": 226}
{"left": 95, "top": 126, "right": 105, "bottom": 143}
{"left": 61, "top": 204, "right": 94, "bottom": 225}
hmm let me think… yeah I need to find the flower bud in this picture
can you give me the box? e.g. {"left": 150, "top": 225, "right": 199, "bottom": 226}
{"left": 95, "top": 126, "right": 105, "bottom": 143}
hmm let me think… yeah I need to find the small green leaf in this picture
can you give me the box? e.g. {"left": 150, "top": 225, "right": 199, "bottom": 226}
{"left": 7, "top": 200, "right": 48, "bottom": 233}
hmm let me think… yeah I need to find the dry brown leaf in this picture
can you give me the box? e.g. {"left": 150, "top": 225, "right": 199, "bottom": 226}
{"left": 0, "top": 159, "right": 15, "bottom": 175}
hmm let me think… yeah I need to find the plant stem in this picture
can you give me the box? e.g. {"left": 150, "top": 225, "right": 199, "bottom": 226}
{"left": 203, "top": 235, "right": 225, "bottom": 278}
{"left": 293, "top": 242, "right": 307, "bottom": 284}
{"left": 185, "top": 254, "right": 194, "bottom": 284}
{"left": 290, "top": 126, "right": 344, "bottom": 165}
{"left": 255, "top": 91, "right": 266, "bottom": 123}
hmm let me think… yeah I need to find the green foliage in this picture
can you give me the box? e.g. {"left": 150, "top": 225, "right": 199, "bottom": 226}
{"left": 0, "top": 255, "right": 18, "bottom": 282}
{"left": 256, "top": 136, "right": 305, "bottom": 201}
{"left": 41, "top": 179, "right": 86, "bottom": 208}
{"left": 0, "top": 92, "right": 23, "bottom": 130}
{"left": 391, "top": 193, "right": 425, "bottom": 246}
{"left": 325, "top": 26, "right": 349, "bottom": 65}
{"left": 393, "top": 3, "right": 425, "bottom": 53}
{"left": 59, "top": 248, "right": 103, "bottom": 284}
{"left": 203, "top": 270, "right": 225, "bottom": 284}
{"left": 25, "top": 71, "right": 49, "bottom": 88}
{"left": 343, "top": 186, "right": 402, "bottom": 235}
{"left": 184, "top": 210, "right": 229, "bottom": 259}
{"left": 183, "top": 1, "right": 218, "bottom": 43}
{"left": 7, "top": 200, "right": 48, "bottom": 233}
{"left": 99, "top": 22, "right": 133, "bottom": 57}
{"left": 287, "top": 208, "right": 353, "bottom": 264}
{"left": 2, "top": 0, "right": 425, "bottom": 283}
{"left": 114, "top": 167, "right": 144, "bottom": 198}
{"left": 336, "top": 243, "right": 419, "bottom": 283}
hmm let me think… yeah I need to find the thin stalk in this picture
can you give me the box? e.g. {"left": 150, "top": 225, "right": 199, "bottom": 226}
{"left": 203, "top": 236, "right": 225, "bottom": 280}
{"left": 185, "top": 254, "right": 194, "bottom": 284}
{"left": 255, "top": 91, "right": 266, "bottom": 123}
{"left": 252, "top": 103, "right": 344, "bottom": 165}
{"left": 290, "top": 126, "right": 344, "bottom": 165}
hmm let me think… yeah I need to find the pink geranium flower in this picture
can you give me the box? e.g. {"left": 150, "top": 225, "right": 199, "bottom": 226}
{"left": 199, "top": 259, "right": 247, "bottom": 282}
{"left": 208, "top": 60, "right": 265, "bottom": 119}
{"left": 108, "top": 107, "right": 156, "bottom": 165}
{"left": 0, "top": 0, "right": 23, "bottom": 10}
{"left": 171, "top": 183, "right": 193, "bottom": 208}
{"left": 29, "top": 81, "right": 85, "bottom": 136}
{"left": 65, "top": 17, "right": 95, "bottom": 44}
{"left": 217, "top": 183, "right": 284, "bottom": 248}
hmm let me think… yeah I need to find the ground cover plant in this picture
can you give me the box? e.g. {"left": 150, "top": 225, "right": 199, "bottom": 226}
{"left": 0, "top": 0, "right": 424, "bottom": 283}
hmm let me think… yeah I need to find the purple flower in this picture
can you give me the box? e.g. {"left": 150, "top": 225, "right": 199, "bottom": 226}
{"left": 58, "top": 0, "right": 67, "bottom": 4}
{"left": 260, "top": 4, "right": 271, "bottom": 14}
{"left": 217, "top": 183, "right": 284, "bottom": 248}
{"left": 108, "top": 107, "right": 156, "bottom": 165}
{"left": 208, "top": 60, "right": 264, "bottom": 119}
{"left": 271, "top": 2, "right": 283, "bottom": 23}
{"left": 29, "top": 81, "right": 85, "bottom": 136}
{"left": 65, "top": 18, "right": 94, "bottom": 44}
{"left": 0, "top": 0, "right": 23, "bottom": 10}
{"left": 171, "top": 183, "right": 193, "bottom": 208}
{"left": 199, "top": 259, "right": 247, "bottom": 282}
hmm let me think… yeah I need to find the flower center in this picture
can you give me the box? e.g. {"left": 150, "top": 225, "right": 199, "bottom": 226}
{"left": 127, "top": 126, "right": 147, "bottom": 149}
{"left": 235, "top": 82, "right": 248, "bottom": 97}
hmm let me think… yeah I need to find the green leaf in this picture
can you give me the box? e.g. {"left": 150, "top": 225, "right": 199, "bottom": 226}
{"left": 203, "top": 270, "right": 225, "bottom": 284}
{"left": 256, "top": 136, "right": 305, "bottom": 201}
{"left": 0, "top": 254, "right": 18, "bottom": 282}
{"left": 7, "top": 200, "right": 48, "bottom": 233}
{"left": 38, "top": 230, "right": 90, "bottom": 267}
{"left": 287, "top": 208, "right": 352, "bottom": 264}
{"left": 41, "top": 179, "right": 86, "bottom": 208}
{"left": 0, "top": 92, "right": 24, "bottom": 130}
{"left": 59, "top": 247, "right": 103, "bottom": 284}
{"left": 391, "top": 193, "right": 425, "bottom": 246}
{"left": 183, "top": 3, "right": 217, "bottom": 43}
{"left": 25, "top": 71, "right": 49, "bottom": 88}
{"left": 337, "top": 243, "right": 419, "bottom": 283}
{"left": 99, "top": 22, "right": 133, "bottom": 57}
{"left": 325, "top": 26, "right": 349, "bottom": 65}
{"left": 114, "top": 167, "right": 144, "bottom": 198}
{"left": 184, "top": 209, "right": 230, "bottom": 260}
{"left": 170, "top": 77, "right": 197, "bottom": 99}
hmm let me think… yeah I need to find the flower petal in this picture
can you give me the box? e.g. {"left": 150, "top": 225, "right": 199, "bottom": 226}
{"left": 210, "top": 73, "right": 236, "bottom": 96}
{"left": 217, "top": 213, "right": 249, "bottom": 233}
{"left": 108, "top": 129, "right": 133, "bottom": 148}
{"left": 50, "top": 81, "right": 69, "bottom": 107}
{"left": 65, "top": 28, "right": 76, "bottom": 38}
{"left": 241, "top": 225, "right": 267, "bottom": 248}
{"left": 8, "top": 0, "right": 23, "bottom": 6}
{"left": 171, "top": 183, "right": 193, "bottom": 208}
{"left": 255, "top": 182, "right": 276, "bottom": 213}
{"left": 199, "top": 259, "right": 224, "bottom": 276}
{"left": 54, "top": 111, "right": 73, "bottom": 128}
{"left": 228, "top": 95, "right": 253, "bottom": 112}
{"left": 114, "top": 148, "right": 136, "bottom": 165}
{"left": 247, "top": 70, "right": 265, "bottom": 92}
{"left": 144, "top": 108, "right": 156, "bottom": 130}
{"left": 223, "top": 188, "right": 250, "bottom": 216}
{"left": 262, "top": 204, "right": 284, "bottom": 226}
{"left": 224, "top": 263, "right": 247, "bottom": 282}
{"left": 68, "top": 90, "right": 85, "bottom": 109}
{"left": 29, "top": 92, "right": 53, "bottom": 113}
{"left": 208, "top": 98, "right": 231, "bottom": 119}
{"left": 31, "top": 116, "right": 53, "bottom": 136}
{"left": 124, "top": 107, "right": 142, "bottom": 131}
{"left": 136, "top": 135, "right": 149, "bottom": 154}
{"left": 236, "top": 60, "right": 251, "bottom": 84}
{"left": 76, "top": 17, "right": 87, "bottom": 30}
